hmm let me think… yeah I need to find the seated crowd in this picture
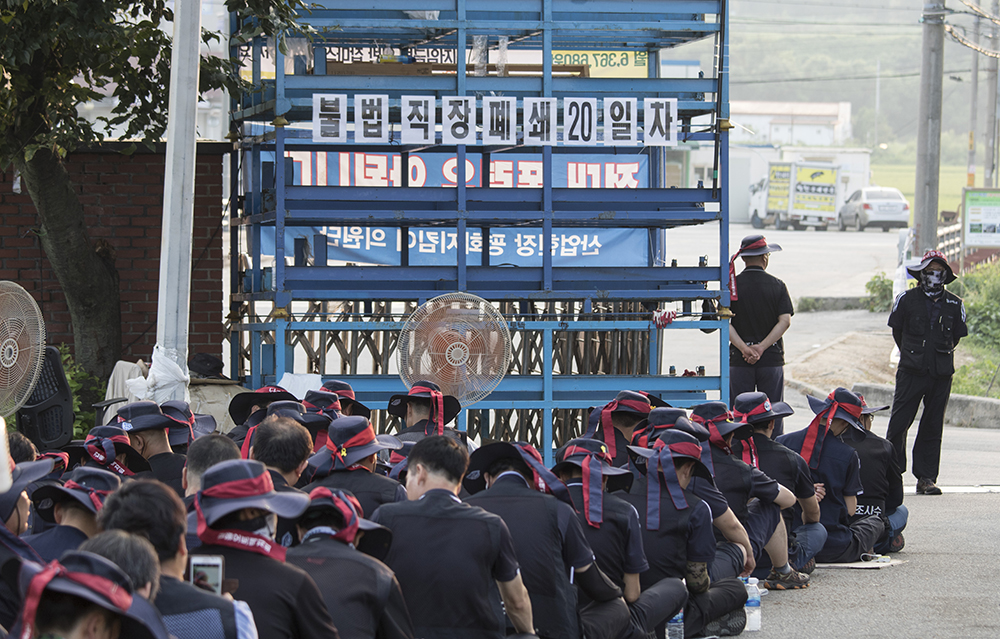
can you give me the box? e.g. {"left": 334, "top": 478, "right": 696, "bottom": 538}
{"left": 0, "top": 378, "right": 906, "bottom": 639}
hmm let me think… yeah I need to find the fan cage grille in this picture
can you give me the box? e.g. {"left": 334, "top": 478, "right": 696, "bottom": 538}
{"left": 0, "top": 281, "right": 47, "bottom": 417}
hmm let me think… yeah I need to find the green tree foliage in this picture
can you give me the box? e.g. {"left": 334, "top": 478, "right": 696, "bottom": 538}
{"left": 0, "top": 0, "right": 311, "bottom": 380}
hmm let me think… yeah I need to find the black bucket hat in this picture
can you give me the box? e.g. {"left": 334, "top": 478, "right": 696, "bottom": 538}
{"left": 0, "top": 459, "right": 54, "bottom": 521}
{"left": 691, "top": 401, "right": 753, "bottom": 447}
{"left": 10, "top": 550, "right": 158, "bottom": 639}
{"left": 194, "top": 459, "right": 309, "bottom": 527}
{"left": 553, "top": 438, "right": 632, "bottom": 524}
{"left": 628, "top": 430, "right": 713, "bottom": 529}
{"left": 583, "top": 390, "right": 654, "bottom": 460}
{"left": 115, "top": 401, "right": 174, "bottom": 434}
{"left": 733, "top": 391, "right": 794, "bottom": 425}
{"left": 300, "top": 487, "right": 392, "bottom": 561}
{"left": 307, "top": 416, "right": 402, "bottom": 480}
{"left": 161, "top": 400, "right": 217, "bottom": 446}
{"left": 464, "top": 441, "right": 573, "bottom": 507}
{"left": 64, "top": 426, "right": 151, "bottom": 476}
{"left": 321, "top": 380, "right": 371, "bottom": 419}
{"left": 906, "top": 249, "right": 957, "bottom": 284}
{"left": 798, "top": 388, "right": 867, "bottom": 469}
{"left": 734, "top": 234, "right": 782, "bottom": 258}
{"left": 632, "top": 407, "right": 705, "bottom": 446}
{"left": 228, "top": 385, "right": 299, "bottom": 425}
{"left": 387, "top": 381, "right": 462, "bottom": 433}
{"left": 31, "top": 466, "right": 122, "bottom": 523}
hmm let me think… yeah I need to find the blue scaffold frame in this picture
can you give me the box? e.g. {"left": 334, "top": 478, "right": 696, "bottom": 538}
{"left": 229, "top": 0, "right": 731, "bottom": 464}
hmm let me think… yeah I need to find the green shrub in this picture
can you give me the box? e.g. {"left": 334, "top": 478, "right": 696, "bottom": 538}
{"left": 951, "top": 261, "right": 1000, "bottom": 351}
{"left": 58, "top": 344, "right": 107, "bottom": 439}
{"left": 865, "top": 272, "right": 894, "bottom": 312}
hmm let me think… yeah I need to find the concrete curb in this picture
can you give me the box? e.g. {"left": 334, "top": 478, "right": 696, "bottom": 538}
{"left": 785, "top": 377, "right": 828, "bottom": 401}
{"left": 853, "top": 382, "right": 1000, "bottom": 430}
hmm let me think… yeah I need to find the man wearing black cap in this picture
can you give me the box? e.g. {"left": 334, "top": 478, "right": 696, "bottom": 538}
{"left": 847, "top": 401, "right": 907, "bottom": 553}
{"left": 7, "top": 550, "right": 162, "bottom": 639}
{"left": 371, "top": 436, "right": 534, "bottom": 639}
{"left": 188, "top": 459, "right": 340, "bottom": 638}
{"left": 99, "top": 478, "right": 257, "bottom": 639}
{"left": 117, "top": 401, "right": 188, "bottom": 497}
{"left": 553, "top": 439, "right": 686, "bottom": 639}
{"left": 886, "top": 249, "right": 968, "bottom": 495}
{"left": 727, "top": 234, "right": 794, "bottom": 437}
{"left": 321, "top": 380, "right": 372, "bottom": 418}
{"left": 778, "top": 388, "right": 885, "bottom": 563}
{"left": 247, "top": 414, "right": 315, "bottom": 547}
{"left": 465, "top": 441, "right": 629, "bottom": 639}
{"left": 25, "top": 467, "right": 122, "bottom": 562}
{"left": 65, "top": 425, "right": 151, "bottom": 478}
{"left": 288, "top": 487, "right": 415, "bottom": 639}
{"left": 226, "top": 385, "right": 300, "bottom": 448}
{"left": 730, "top": 392, "right": 827, "bottom": 578}
{"left": 687, "top": 401, "right": 808, "bottom": 590}
{"left": 301, "top": 415, "right": 405, "bottom": 518}
{"left": 388, "top": 381, "right": 471, "bottom": 450}
{"left": 625, "top": 430, "right": 748, "bottom": 638}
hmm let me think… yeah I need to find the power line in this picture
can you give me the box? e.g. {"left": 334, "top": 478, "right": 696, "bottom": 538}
{"left": 734, "top": 0, "right": 921, "bottom": 11}
{"left": 732, "top": 17, "right": 919, "bottom": 27}
{"left": 732, "top": 68, "right": 970, "bottom": 85}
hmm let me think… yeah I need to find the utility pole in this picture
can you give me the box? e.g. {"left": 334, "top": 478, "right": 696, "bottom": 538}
{"left": 986, "top": 3, "right": 998, "bottom": 186}
{"left": 156, "top": 0, "right": 203, "bottom": 400}
{"left": 915, "top": 1, "right": 946, "bottom": 254}
{"left": 969, "top": 18, "right": 979, "bottom": 187}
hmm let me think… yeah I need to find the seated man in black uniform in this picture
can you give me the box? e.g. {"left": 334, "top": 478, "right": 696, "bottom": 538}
{"left": 777, "top": 388, "right": 885, "bottom": 563}
{"left": 731, "top": 392, "right": 827, "bottom": 579}
{"left": 465, "top": 441, "right": 630, "bottom": 639}
{"left": 625, "top": 430, "right": 748, "bottom": 638}
{"left": 552, "top": 438, "right": 686, "bottom": 639}
{"left": 247, "top": 414, "right": 315, "bottom": 547}
{"left": 189, "top": 459, "right": 340, "bottom": 639}
{"left": 226, "top": 385, "right": 300, "bottom": 448}
{"left": 117, "top": 401, "right": 188, "bottom": 498}
{"left": 387, "top": 381, "right": 473, "bottom": 451}
{"left": 847, "top": 400, "right": 907, "bottom": 554}
{"left": 301, "top": 415, "right": 405, "bottom": 517}
{"left": 371, "top": 436, "right": 534, "bottom": 639}
{"left": 288, "top": 487, "right": 415, "bottom": 639}
{"left": 99, "top": 478, "right": 257, "bottom": 639}
{"left": 631, "top": 408, "right": 756, "bottom": 581}
{"left": 25, "top": 466, "right": 121, "bottom": 562}
{"left": 585, "top": 390, "right": 656, "bottom": 469}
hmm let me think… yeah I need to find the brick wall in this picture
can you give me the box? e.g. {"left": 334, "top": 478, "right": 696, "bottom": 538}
{"left": 0, "top": 142, "right": 228, "bottom": 364}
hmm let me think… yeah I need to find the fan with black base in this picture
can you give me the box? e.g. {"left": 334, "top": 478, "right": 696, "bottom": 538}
{"left": 397, "top": 292, "right": 512, "bottom": 408}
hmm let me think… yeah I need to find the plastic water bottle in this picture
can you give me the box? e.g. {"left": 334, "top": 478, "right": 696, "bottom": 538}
{"left": 745, "top": 577, "right": 761, "bottom": 632}
{"left": 666, "top": 608, "right": 684, "bottom": 639}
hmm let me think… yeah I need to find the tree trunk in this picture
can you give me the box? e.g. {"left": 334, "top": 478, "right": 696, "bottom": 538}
{"left": 14, "top": 149, "right": 122, "bottom": 381}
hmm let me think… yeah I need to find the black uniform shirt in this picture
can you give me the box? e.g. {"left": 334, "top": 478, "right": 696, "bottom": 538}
{"left": 287, "top": 532, "right": 414, "bottom": 639}
{"left": 372, "top": 489, "right": 519, "bottom": 639}
{"left": 302, "top": 468, "right": 407, "bottom": 519}
{"left": 566, "top": 482, "right": 647, "bottom": 591}
{"left": 268, "top": 469, "right": 307, "bottom": 547}
{"left": 0, "top": 523, "right": 42, "bottom": 629}
{"left": 845, "top": 430, "right": 904, "bottom": 519}
{"left": 729, "top": 265, "right": 794, "bottom": 367}
{"left": 732, "top": 433, "right": 815, "bottom": 499}
{"left": 23, "top": 524, "right": 89, "bottom": 562}
{"left": 189, "top": 543, "right": 340, "bottom": 639}
{"left": 690, "top": 447, "right": 781, "bottom": 528}
{"left": 154, "top": 575, "right": 240, "bottom": 639}
{"left": 888, "top": 288, "right": 968, "bottom": 377}
{"left": 148, "top": 451, "right": 188, "bottom": 498}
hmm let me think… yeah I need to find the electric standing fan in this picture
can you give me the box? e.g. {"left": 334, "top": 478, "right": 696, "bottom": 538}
{"left": 397, "top": 292, "right": 512, "bottom": 407}
{"left": 0, "top": 281, "right": 46, "bottom": 418}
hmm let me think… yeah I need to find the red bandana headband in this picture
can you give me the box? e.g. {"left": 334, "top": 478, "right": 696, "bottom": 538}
{"left": 562, "top": 445, "right": 613, "bottom": 528}
{"left": 644, "top": 439, "right": 702, "bottom": 530}
{"left": 690, "top": 412, "right": 734, "bottom": 456}
{"left": 63, "top": 481, "right": 112, "bottom": 512}
{"left": 194, "top": 472, "right": 287, "bottom": 561}
{"left": 84, "top": 435, "right": 135, "bottom": 477}
{"left": 598, "top": 399, "right": 651, "bottom": 459}
{"left": 325, "top": 426, "right": 377, "bottom": 470}
{"left": 799, "top": 392, "right": 863, "bottom": 469}
{"left": 303, "top": 399, "right": 343, "bottom": 452}
{"left": 411, "top": 386, "right": 446, "bottom": 436}
{"left": 728, "top": 237, "right": 769, "bottom": 300}
{"left": 19, "top": 561, "right": 133, "bottom": 639}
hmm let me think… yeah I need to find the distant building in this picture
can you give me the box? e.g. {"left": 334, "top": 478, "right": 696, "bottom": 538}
{"left": 730, "top": 101, "right": 853, "bottom": 147}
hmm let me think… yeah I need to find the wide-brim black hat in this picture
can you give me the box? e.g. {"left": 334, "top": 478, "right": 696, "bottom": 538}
{"left": 736, "top": 234, "right": 782, "bottom": 257}
{"left": 299, "top": 489, "right": 393, "bottom": 561}
{"left": 32, "top": 467, "right": 122, "bottom": 523}
{"left": 861, "top": 403, "right": 890, "bottom": 415}
{"left": 64, "top": 441, "right": 151, "bottom": 475}
{"left": 228, "top": 386, "right": 299, "bottom": 425}
{"left": 308, "top": 415, "right": 403, "bottom": 469}
{"left": 387, "top": 384, "right": 461, "bottom": 424}
{"left": 464, "top": 442, "right": 532, "bottom": 495}
{"left": 115, "top": 401, "right": 176, "bottom": 434}
{"left": 197, "top": 460, "right": 310, "bottom": 526}
{"left": 906, "top": 249, "right": 957, "bottom": 284}
{"left": 7, "top": 551, "right": 158, "bottom": 639}
{"left": 551, "top": 440, "right": 632, "bottom": 478}
{"left": 807, "top": 393, "right": 865, "bottom": 432}
{"left": 733, "top": 391, "right": 794, "bottom": 425}
{"left": 627, "top": 444, "right": 714, "bottom": 482}
{"left": 0, "top": 459, "right": 54, "bottom": 521}
{"left": 321, "top": 380, "right": 372, "bottom": 419}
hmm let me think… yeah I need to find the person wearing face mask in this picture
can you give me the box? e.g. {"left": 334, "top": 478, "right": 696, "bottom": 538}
{"left": 885, "top": 250, "right": 967, "bottom": 496}
{"left": 188, "top": 459, "right": 340, "bottom": 639}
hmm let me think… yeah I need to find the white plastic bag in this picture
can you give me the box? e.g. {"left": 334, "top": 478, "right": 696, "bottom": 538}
{"left": 126, "top": 344, "right": 190, "bottom": 404}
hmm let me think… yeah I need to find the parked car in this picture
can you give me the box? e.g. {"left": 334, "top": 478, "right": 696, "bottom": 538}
{"left": 837, "top": 187, "right": 910, "bottom": 232}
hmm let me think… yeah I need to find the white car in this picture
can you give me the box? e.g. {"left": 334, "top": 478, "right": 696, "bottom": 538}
{"left": 837, "top": 187, "right": 910, "bottom": 232}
